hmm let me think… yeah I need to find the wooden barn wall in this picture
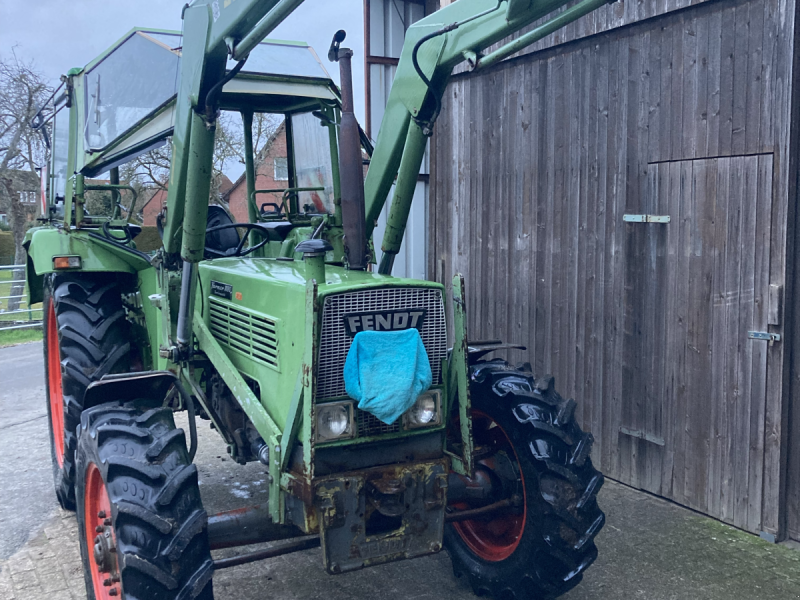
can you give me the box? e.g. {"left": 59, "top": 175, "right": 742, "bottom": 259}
{"left": 429, "top": 0, "right": 797, "bottom": 537}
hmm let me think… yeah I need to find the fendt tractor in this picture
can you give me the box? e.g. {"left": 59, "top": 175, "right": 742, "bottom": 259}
{"left": 27, "top": 1, "right": 609, "bottom": 599}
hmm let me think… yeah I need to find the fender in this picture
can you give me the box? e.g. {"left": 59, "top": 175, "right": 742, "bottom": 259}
{"left": 84, "top": 370, "right": 177, "bottom": 410}
{"left": 24, "top": 227, "right": 153, "bottom": 304}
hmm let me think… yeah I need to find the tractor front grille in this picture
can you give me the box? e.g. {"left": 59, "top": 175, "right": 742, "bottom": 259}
{"left": 316, "top": 287, "right": 446, "bottom": 401}
{"left": 356, "top": 408, "right": 401, "bottom": 437}
{"left": 209, "top": 298, "right": 279, "bottom": 370}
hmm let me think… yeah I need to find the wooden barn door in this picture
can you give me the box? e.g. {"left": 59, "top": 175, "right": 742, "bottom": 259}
{"left": 620, "top": 155, "right": 774, "bottom": 534}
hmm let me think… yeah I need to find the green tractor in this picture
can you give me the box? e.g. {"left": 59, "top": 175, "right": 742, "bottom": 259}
{"left": 28, "top": 1, "right": 608, "bottom": 599}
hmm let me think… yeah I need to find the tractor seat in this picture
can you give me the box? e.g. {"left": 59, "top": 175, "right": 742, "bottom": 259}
{"left": 204, "top": 205, "right": 240, "bottom": 259}
{"left": 256, "top": 221, "right": 295, "bottom": 241}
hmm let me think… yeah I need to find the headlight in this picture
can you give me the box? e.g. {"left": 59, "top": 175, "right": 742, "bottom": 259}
{"left": 404, "top": 390, "right": 442, "bottom": 429}
{"left": 316, "top": 401, "right": 355, "bottom": 442}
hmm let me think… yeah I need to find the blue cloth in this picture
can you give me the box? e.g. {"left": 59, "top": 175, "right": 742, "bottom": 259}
{"left": 343, "top": 329, "right": 432, "bottom": 425}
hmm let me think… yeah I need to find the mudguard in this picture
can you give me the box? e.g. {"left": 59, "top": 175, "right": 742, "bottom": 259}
{"left": 24, "top": 227, "right": 153, "bottom": 304}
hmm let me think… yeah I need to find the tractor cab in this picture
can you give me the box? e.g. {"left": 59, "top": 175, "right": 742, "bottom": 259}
{"left": 43, "top": 27, "right": 363, "bottom": 262}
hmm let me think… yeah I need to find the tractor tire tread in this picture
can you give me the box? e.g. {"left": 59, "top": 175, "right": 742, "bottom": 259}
{"left": 76, "top": 399, "right": 213, "bottom": 600}
{"left": 44, "top": 273, "right": 135, "bottom": 511}
{"left": 444, "top": 359, "right": 605, "bottom": 600}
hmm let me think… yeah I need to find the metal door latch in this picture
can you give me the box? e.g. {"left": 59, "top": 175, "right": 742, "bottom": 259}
{"left": 748, "top": 331, "right": 781, "bottom": 346}
{"left": 623, "top": 214, "right": 671, "bottom": 223}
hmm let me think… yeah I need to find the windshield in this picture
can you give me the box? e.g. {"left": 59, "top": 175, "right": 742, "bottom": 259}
{"left": 291, "top": 111, "right": 335, "bottom": 214}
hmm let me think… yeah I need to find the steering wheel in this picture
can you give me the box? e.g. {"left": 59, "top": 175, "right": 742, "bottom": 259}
{"left": 204, "top": 223, "right": 272, "bottom": 258}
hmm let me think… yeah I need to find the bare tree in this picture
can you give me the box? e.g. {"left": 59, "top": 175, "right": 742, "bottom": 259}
{"left": 0, "top": 51, "right": 51, "bottom": 311}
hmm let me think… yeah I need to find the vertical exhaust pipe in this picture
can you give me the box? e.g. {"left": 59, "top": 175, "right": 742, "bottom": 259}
{"left": 329, "top": 30, "right": 368, "bottom": 270}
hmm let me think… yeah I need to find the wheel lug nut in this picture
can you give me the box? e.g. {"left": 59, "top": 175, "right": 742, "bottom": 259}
{"left": 103, "top": 578, "right": 112, "bottom": 587}
{"left": 95, "top": 526, "right": 103, "bottom": 533}
{"left": 111, "top": 574, "right": 120, "bottom": 583}
{"left": 104, "top": 518, "right": 112, "bottom": 526}
{"left": 109, "top": 588, "right": 119, "bottom": 596}
{"left": 98, "top": 510, "right": 106, "bottom": 519}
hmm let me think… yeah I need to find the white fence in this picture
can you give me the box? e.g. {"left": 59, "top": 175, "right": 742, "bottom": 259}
{"left": 0, "top": 264, "right": 42, "bottom": 331}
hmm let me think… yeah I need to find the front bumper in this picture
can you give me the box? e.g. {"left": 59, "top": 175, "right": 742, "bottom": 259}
{"left": 315, "top": 458, "right": 449, "bottom": 573}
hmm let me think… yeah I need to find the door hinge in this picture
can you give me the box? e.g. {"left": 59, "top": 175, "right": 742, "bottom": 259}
{"left": 623, "top": 214, "right": 671, "bottom": 223}
{"left": 748, "top": 331, "right": 781, "bottom": 346}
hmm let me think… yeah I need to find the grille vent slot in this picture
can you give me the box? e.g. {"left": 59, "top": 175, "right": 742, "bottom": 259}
{"left": 317, "top": 287, "right": 447, "bottom": 400}
{"left": 356, "top": 409, "right": 401, "bottom": 437}
{"left": 209, "top": 298, "right": 279, "bottom": 370}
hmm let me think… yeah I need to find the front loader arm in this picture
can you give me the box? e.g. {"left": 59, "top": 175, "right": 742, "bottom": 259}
{"left": 159, "top": 0, "right": 306, "bottom": 350}
{"left": 364, "top": 0, "right": 610, "bottom": 274}
{"left": 162, "top": 0, "right": 306, "bottom": 263}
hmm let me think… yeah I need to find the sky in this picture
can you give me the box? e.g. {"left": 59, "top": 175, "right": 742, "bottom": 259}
{"left": 0, "top": 0, "right": 366, "bottom": 122}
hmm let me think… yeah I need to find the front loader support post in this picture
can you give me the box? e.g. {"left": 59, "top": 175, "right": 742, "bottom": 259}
{"left": 181, "top": 112, "right": 216, "bottom": 262}
{"left": 243, "top": 110, "right": 258, "bottom": 224}
{"left": 377, "top": 121, "right": 427, "bottom": 275}
{"left": 176, "top": 111, "right": 215, "bottom": 347}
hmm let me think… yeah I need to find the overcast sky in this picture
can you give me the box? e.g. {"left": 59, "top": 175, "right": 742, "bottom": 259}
{"left": 0, "top": 0, "right": 366, "bottom": 121}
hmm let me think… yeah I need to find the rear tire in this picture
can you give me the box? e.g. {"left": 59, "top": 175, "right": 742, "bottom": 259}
{"left": 444, "top": 359, "right": 605, "bottom": 600}
{"left": 75, "top": 400, "right": 214, "bottom": 600}
{"left": 44, "top": 273, "right": 136, "bottom": 510}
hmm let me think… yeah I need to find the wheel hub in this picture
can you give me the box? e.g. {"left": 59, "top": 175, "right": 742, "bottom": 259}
{"left": 84, "top": 464, "right": 121, "bottom": 599}
{"left": 93, "top": 526, "right": 117, "bottom": 573}
{"left": 450, "top": 410, "right": 527, "bottom": 562}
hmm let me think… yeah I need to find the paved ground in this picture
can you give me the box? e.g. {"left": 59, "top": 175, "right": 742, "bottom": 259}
{"left": 1, "top": 341, "right": 800, "bottom": 599}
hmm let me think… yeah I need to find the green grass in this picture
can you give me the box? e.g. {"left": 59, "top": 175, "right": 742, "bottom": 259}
{"left": 0, "top": 326, "right": 42, "bottom": 348}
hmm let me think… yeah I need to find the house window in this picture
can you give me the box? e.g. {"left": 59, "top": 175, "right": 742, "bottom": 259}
{"left": 274, "top": 157, "right": 289, "bottom": 181}
{"left": 18, "top": 191, "right": 36, "bottom": 204}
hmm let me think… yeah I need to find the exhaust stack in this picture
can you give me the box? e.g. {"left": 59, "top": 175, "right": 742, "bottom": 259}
{"left": 329, "top": 30, "right": 368, "bottom": 270}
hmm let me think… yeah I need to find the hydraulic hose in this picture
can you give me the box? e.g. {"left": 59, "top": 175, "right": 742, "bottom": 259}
{"left": 410, "top": 0, "right": 503, "bottom": 135}
{"left": 204, "top": 58, "right": 247, "bottom": 124}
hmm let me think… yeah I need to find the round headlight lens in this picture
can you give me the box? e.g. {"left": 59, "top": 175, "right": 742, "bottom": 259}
{"left": 409, "top": 394, "right": 438, "bottom": 426}
{"left": 318, "top": 404, "right": 351, "bottom": 440}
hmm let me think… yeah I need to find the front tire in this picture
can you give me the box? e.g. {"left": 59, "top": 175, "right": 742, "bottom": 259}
{"left": 75, "top": 400, "right": 214, "bottom": 600}
{"left": 444, "top": 359, "right": 605, "bottom": 599}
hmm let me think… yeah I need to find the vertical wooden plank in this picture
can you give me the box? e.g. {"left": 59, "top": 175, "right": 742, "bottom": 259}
{"left": 720, "top": 157, "right": 743, "bottom": 524}
{"left": 717, "top": 5, "right": 736, "bottom": 155}
{"left": 681, "top": 14, "right": 698, "bottom": 160}
{"left": 759, "top": 0, "right": 778, "bottom": 152}
{"left": 580, "top": 43, "right": 598, "bottom": 443}
{"left": 694, "top": 14, "right": 710, "bottom": 159}
{"left": 744, "top": 0, "right": 764, "bottom": 153}
{"left": 648, "top": 24, "right": 663, "bottom": 164}
{"left": 670, "top": 16, "right": 685, "bottom": 161}
{"left": 659, "top": 20, "right": 674, "bottom": 162}
{"left": 733, "top": 157, "right": 757, "bottom": 531}
{"left": 706, "top": 8, "right": 722, "bottom": 158}
{"left": 602, "top": 36, "right": 623, "bottom": 479}
{"left": 709, "top": 157, "right": 729, "bottom": 520}
{"left": 762, "top": 0, "right": 791, "bottom": 537}
{"left": 574, "top": 46, "right": 591, "bottom": 429}
{"left": 747, "top": 153, "right": 772, "bottom": 533}
{"left": 534, "top": 58, "right": 552, "bottom": 378}
{"left": 683, "top": 158, "right": 715, "bottom": 513}
{"left": 593, "top": 39, "right": 611, "bottom": 468}
{"left": 670, "top": 159, "right": 692, "bottom": 504}
{"left": 730, "top": 4, "right": 750, "bottom": 155}
{"left": 660, "top": 159, "right": 681, "bottom": 498}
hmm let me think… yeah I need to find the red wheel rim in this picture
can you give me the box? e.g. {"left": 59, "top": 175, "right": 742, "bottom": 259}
{"left": 46, "top": 301, "right": 65, "bottom": 467}
{"left": 84, "top": 463, "right": 121, "bottom": 599}
{"left": 452, "top": 410, "right": 527, "bottom": 562}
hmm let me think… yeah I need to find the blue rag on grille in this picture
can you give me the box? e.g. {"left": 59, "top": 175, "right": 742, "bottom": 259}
{"left": 343, "top": 329, "right": 433, "bottom": 425}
